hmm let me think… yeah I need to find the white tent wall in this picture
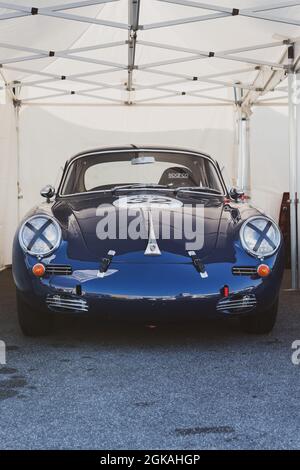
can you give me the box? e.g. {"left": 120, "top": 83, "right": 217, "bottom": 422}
{"left": 0, "top": 99, "right": 290, "bottom": 267}
{"left": 18, "top": 104, "right": 236, "bottom": 216}
{"left": 250, "top": 106, "right": 289, "bottom": 221}
{"left": 0, "top": 93, "right": 18, "bottom": 269}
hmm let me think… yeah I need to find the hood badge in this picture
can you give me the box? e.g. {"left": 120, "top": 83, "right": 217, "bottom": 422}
{"left": 143, "top": 209, "right": 161, "bottom": 256}
{"left": 188, "top": 251, "right": 208, "bottom": 278}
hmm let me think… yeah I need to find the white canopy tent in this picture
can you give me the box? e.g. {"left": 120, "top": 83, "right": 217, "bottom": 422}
{"left": 0, "top": 0, "right": 299, "bottom": 286}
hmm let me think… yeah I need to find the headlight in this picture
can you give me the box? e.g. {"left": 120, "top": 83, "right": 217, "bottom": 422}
{"left": 240, "top": 216, "right": 281, "bottom": 258}
{"left": 19, "top": 215, "right": 62, "bottom": 257}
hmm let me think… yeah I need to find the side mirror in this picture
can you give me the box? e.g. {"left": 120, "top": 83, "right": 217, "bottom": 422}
{"left": 40, "top": 185, "right": 55, "bottom": 203}
{"left": 230, "top": 187, "right": 244, "bottom": 201}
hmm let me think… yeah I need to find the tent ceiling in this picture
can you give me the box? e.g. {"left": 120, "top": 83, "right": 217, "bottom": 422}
{"left": 0, "top": 0, "right": 299, "bottom": 106}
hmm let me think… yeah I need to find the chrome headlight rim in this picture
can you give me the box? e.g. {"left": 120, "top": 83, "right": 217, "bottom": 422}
{"left": 19, "top": 214, "right": 62, "bottom": 257}
{"left": 240, "top": 215, "right": 281, "bottom": 258}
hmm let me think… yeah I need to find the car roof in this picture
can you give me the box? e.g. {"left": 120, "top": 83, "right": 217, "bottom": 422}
{"left": 66, "top": 145, "right": 215, "bottom": 165}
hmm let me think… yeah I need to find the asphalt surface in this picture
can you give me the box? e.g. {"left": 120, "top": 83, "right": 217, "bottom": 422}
{"left": 0, "top": 268, "right": 299, "bottom": 450}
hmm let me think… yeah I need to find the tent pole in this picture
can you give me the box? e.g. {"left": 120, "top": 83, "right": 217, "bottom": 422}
{"left": 237, "top": 105, "right": 251, "bottom": 193}
{"left": 296, "top": 74, "right": 300, "bottom": 289}
{"left": 245, "top": 114, "right": 251, "bottom": 195}
{"left": 13, "top": 91, "right": 22, "bottom": 224}
{"left": 126, "top": 0, "right": 140, "bottom": 104}
{"left": 15, "top": 104, "right": 20, "bottom": 223}
{"left": 288, "top": 45, "right": 298, "bottom": 289}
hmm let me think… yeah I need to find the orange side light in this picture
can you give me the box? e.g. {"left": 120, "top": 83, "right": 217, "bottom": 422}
{"left": 257, "top": 264, "right": 271, "bottom": 278}
{"left": 32, "top": 263, "right": 45, "bottom": 277}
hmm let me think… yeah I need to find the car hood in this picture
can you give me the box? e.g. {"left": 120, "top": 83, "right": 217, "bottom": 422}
{"left": 53, "top": 193, "right": 235, "bottom": 262}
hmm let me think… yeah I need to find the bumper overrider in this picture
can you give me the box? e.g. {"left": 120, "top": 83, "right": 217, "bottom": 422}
{"left": 14, "top": 245, "right": 284, "bottom": 320}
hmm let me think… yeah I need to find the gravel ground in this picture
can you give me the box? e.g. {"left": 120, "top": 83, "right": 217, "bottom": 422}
{"left": 0, "top": 268, "right": 299, "bottom": 450}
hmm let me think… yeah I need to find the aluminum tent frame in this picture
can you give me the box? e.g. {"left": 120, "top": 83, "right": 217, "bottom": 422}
{"left": 0, "top": 0, "right": 300, "bottom": 287}
{"left": 0, "top": 0, "right": 296, "bottom": 106}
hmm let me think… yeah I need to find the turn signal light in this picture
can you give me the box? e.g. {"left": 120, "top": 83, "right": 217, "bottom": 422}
{"left": 32, "top": 263, "right": 45, "bottom": 277}
{"left": 257, "top": 264, "right": 271, "bottom": 278}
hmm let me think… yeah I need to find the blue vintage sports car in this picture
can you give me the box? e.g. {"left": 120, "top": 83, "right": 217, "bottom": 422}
{"left": 12, "top": 146, "right": 284, "bottom": 336}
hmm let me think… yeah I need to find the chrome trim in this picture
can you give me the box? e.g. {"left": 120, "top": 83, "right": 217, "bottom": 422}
{"left": 176, "top": 188, "right": 222, "bottom": 197}
{"left": 217, "top": 294, "right": 257, "bottom": 313}
{"left": 46, "top": 297, "right": 87, "bottom": 305}
{"left": 217, "top": 305, "right": 256, "bottom": 311}
{"left": 45, "top": 265, "right": 72, "bottom": 275}
{"left": 217, "top": 299, "right": 256, "bottom": 307}
{"left": 232, "top": 266, "right": 258, "bottom": 276}
{"left": 46, "top": 295, "right": 88, "bottom": 312}
{"left": 239, "top": 215, "right": 281, "bottom": 259}
{"left": 58, "top": 148, "right": 227, "bottom": 198}
{"left": 143, "top": 209, "right": 161, "bottom": 256}
{"left": 18, "top": 214, "right": 62, "bottom": 258}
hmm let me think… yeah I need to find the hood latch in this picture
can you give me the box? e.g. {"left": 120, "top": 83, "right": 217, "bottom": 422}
{"left": 98, "top": 250, "right": 116, "bottom": 278}
{"left": 188, "top": 251, "right": 208, "bottom": 278}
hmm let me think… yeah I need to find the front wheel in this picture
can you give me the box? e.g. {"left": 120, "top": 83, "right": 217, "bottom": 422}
{"left": 17, "top": 290, "right": 52, "bottom": 337}
{"left": 240, "top": 299, "right": 278, "bottom": 334}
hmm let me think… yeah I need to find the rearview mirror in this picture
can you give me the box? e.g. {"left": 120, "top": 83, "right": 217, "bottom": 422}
{"left": 230, "top": 187, "right": 244, "bottom": 201}
{"left": 131, "top": 156, "right": 156, "bottom": 165}
{"left": 40, "top": 185, "right": 55, "bottom": 203}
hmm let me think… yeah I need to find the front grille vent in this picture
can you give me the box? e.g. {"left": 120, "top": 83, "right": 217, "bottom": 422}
{"left": 45, "top": 265, "right": 72, "bottom": 276}
{"left": 232, "top": 266, "right": 257, "bottom": 276}
{"left": 217, "top": 294, "right": 257, "bottom": 314}
{"left": 46, "top": 295, "right": 88, "bottom": 312}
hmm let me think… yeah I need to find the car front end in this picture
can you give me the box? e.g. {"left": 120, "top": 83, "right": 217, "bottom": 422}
{"left": 12, "top": 146, "right": 285, "bottom": 335}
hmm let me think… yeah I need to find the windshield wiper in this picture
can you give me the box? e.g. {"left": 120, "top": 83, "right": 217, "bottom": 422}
{"left": 175, "top": 186, "right": 222, "bottom": 195}
{"left": 112, "top": 184, "right": 172, "bottom": 193}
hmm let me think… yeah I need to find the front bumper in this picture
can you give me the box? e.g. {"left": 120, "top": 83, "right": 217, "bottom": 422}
{"left": 16, "top": 255, "right": 284, "bottom": 319}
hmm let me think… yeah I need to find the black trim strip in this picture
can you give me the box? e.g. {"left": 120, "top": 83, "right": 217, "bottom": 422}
{"left": 248, "top": 220, "right": 276, "bottom": 252}
{"left": 26, "top": 219, "right": 54, "bottom": 251}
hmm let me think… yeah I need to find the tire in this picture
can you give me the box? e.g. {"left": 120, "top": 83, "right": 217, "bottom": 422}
{"left": 17, "top": 290, "right": 52, "bottom": 337}
{"left": 240, "top": 299, "right": 278, "bottom": 334}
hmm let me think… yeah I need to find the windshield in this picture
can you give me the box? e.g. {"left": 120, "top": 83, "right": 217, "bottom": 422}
{"left": 60, "top": 150, "right": 224, "bottom": 196}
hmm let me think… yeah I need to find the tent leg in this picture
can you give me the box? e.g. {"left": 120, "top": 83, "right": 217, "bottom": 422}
{"left": 237, "top": 106, "right": 251, "bottom": 193}
{"left": 13, "top": 81, "right": 22, "bottom": 224}
{"left": 288, "top": 61, "right": 298, "bottom": 289}
{"left": 15, "top": 104, "right": 21, "bottom": 223}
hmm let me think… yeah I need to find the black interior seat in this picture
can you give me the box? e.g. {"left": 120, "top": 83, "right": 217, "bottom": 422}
{"left": 158, "top": 166, "right": 197, "bottom": 187}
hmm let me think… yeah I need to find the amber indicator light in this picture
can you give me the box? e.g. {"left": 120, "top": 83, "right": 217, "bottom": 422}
{"left": 257, "top": 264, "right": 271, "bottom": 277}
{"left": 32, "top": 263, "right": 45, "bottom": 277}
